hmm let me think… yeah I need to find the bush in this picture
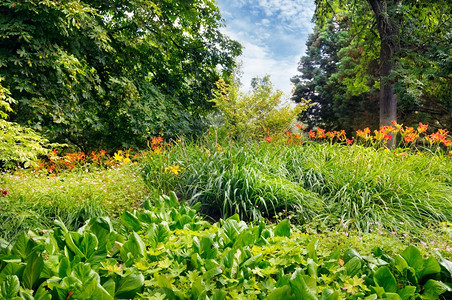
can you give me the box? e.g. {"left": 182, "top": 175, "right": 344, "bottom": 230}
{"left": 210, "top": 75, "right": 308, "bottom": 141}
{"left": 0, "top": 80, "right": 50, "bottom": 169}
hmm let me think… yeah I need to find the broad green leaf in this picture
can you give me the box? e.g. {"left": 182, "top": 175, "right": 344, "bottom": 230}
{"left": 384, "top": 293, "right": 402, "bottom": 300}
{"left": 33, "top": 282, "right": 52, "bottom": 300}
{"left": 419, "top": 257, "right": 441, "bottom": 280}
{"left": 439, "top": 257, "right": 452, "bottom": 279}
{"left": 307, "top": 258, "right": 318, "bottom": 279}
{"left": 147, "top": 222, "right": 170, "bottom": 248}
{"left": 212, "top": 289, "right": 227, "bottom": 300}
{"left": 320, "top": 289, "right": 340, "bottom": 300}
{"left": 22, "top": 252, "right": 44, "bottom": 290}
{"left": 121, "top": 211, "right": 141, "bottom": 232}
{"left": 274, "top": 219, "right": 291, "bottom": 237}
{"left": 422, "top": 279, "right": 450, "bottom": 299}
{"left": 290, "top": 271, "right": 318, "bottom": 300}
{"left": 58, "top": 256, "right": 71, "bottom": 278}
{"left": 401, "top": 246, "right": 423, "bottom": 273}
{"left": 343, "top": 249, "right": 362, "bottom": 263}
{"left": 65, "top": 232, "right": 84, "bottom": 257}
{"left": 120, "top": 232, "right": 145, "bottom": 261}
{"left": 397, "top": 286, "right": 416, "bottom": 300}
{"left": 115, "top": 272, "right": 144, "bottom": 299}
{"left": 307, "top": 239, "right": 319, "bottom": 262}
{"left": 0, "top": 275, "right": 20, "bottom": 298}
{"left": 79, "top": 232, "right": 99, "bottom": 260}
{"left": 393, "top": 254, "right": 408, "bottom": 273}
{"left": 345, "top": 256, "right": 362, "bottom": 277}
{"left": 0, "top": 263, "right": 25, "bottom": 281}
{"left": 374, "top": 266, "right": 398, "bottom": 293}
{"left": 11, "top": 233, "right": 35, "bottom": 259}
{"left": 268, "top": 285, "right": 294, "bottom": 300}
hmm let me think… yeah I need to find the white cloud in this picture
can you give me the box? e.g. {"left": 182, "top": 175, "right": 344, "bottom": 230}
{"left": 217, "top": 0, "right": 315, "bottom": 94}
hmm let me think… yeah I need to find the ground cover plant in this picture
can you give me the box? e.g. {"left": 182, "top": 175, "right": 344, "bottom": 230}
{"left": 0, "top": 163, "right": 149, "bottom": 242}
{"left": 0, "top": 192, "right": 451, "bottom": 299}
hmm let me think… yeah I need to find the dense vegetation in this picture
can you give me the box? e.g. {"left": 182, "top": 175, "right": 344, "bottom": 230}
{"left": 1, "top": 0, "right": 452, "bottom": 298}
{"left": 292, "top": 0, "right": 452, "bottom": 132}
{"left": 0, "top": 0, "right": 241, "bottom": 150}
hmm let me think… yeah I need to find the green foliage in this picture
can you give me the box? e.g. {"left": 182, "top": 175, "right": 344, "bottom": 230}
{"left": 210, "top": 75, "right": 307, "bottom": 141}
{"left": 0, "top": 79, "right": 50, "bottom": 169}
{"left": 305, "top": 0, "right": 452, "bottom": 131}
{"left": 0, "top": 192, "right": 451, "bottom": 299}
{"left": 142, "top": 137, "right": 452, "bottom": 231}
{"left": 0, "top": 0, "right": 241, "bottom": 150}
{"left": 0, "top": 164, "right": 149, "bottom": 241}
{"left": 291, "top": 12, "right": 379, "bottom": 133}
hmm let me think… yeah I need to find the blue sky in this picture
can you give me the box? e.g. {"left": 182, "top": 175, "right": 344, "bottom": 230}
{"left": 216, "top": 0, "right": 316, "bottom": 94}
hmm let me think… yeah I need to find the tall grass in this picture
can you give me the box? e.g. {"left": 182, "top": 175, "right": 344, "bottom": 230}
{"left": 142, "top": 139, "right": 452, "bottom": 231}
{"left": 0, "top": 165, "right": 149, "bottom": 241}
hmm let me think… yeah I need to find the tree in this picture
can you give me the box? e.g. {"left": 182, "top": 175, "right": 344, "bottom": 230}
{"left": 0, "top": 0, "right": 241, "bottom": 151}
{"left": 211, "top": 75, "right": 307, "bottom": 141}
{"left": 291, "top": 11, "right": 380, "bottom": 132}
{"left": 313, "top": 0, "right": 451, "bottom": 129}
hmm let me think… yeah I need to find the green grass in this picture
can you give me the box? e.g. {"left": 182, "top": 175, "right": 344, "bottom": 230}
{"left": 142, "top": 139, "right": 452, "bottom": 232}
{"left": 0, "top": 165, "right": 149, "bottom": 241}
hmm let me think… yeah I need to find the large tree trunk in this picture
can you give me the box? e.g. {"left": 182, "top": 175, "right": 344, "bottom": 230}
{"left": 368, "top": 0, "right": 400, "bottom": 128}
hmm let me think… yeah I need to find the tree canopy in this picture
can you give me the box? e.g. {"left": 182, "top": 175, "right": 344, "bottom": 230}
{"left": 0, "top": 0, "right": 241, "bottom": 151}
{"left": 293, "top": 0, "right": 451, "bottom": 131}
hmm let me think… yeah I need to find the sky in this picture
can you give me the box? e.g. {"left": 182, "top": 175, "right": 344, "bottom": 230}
{"left": 216, "top": 0, "right": 316, "bottom": 95}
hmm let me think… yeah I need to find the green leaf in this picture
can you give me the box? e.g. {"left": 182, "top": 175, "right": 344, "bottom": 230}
{"left": 345, "top": 256, "right": 362, "bottom": 277}
{"left": 121, "top": 211, "right": 142, "bottom": 232}
{"left": 343, "top": 249, "right": 361, "bottom": 263}
{"left": 11, "top": 233, "right": 35, "bottom": 259}
{"left": 274, "top": 219, "right": 291, "bottom": 237}
{"left": 419, "top": 257, "right": 441, "bottom": 280}
{"left": 290, "top": 270, "right": 318, "bottom": 300}
{"left": 22, "top": 252, "right": 44, "bottom": 290}
{"left": 147, "top": 223, "right": 170, "bottom": 248}
{"left": 268, "top": 285, "right": 294, "bottom": 300}
{"left": 439, "top": 257, "right": 452, "bottom": 279}
{"left": 320, "top": 289, "right": 340, "bottom": 300}
{"left": 115, "top": 272, "right": 144, "bottom": 299}
{"left": 306, "top": 239, "right": 318, "bottom": 262}
{"left": 120, "top": 232, "right": 145, "bottom": 261}
{"left": 211, "top": 289, "right": 227, "bottom": 300}
{"left": 422, "top": 279, "right": 450, "bottom": 299}
{"left": 393, "top": 254, "right": 408, "bottom": 273}
{"left": 0, "top": 275, "right": 20, "bottom": 298}
{"left": 79, "top": 232, "right": 99, "bottom": 260}
{"left": 397, "top": 286, "right": 416, "bottom": 300}
{"left": 401, "top": 246, "right": 423, "bottom": 273}
{"left": 374, "top": 266, "right": 398, "bottom": 293}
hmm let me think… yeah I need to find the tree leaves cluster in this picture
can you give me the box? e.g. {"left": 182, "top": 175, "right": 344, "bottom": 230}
{"left": 210, "top": 75, "right": 307, "bottom": 141}
{"left": 292, "top": 0, "right": 451, "bottom": 132}
{"left": 0, "top": 0, "right": 241, "bottom": 151}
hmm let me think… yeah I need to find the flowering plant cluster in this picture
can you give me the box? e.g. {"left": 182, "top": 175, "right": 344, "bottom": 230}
{"left": 32, "top": 137, "right": 165, "bottom": 174}
{"left": 266, "top": 122, "right": 452, "bottom": 155}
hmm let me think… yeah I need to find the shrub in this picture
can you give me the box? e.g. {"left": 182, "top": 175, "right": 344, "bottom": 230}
{"left": 210, "top": 75, "right": 308, "bottom": 141}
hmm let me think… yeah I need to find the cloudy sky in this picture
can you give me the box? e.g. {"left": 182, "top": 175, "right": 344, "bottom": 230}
{"left": 216, "top": 0, "right": 316, "bottom": 94}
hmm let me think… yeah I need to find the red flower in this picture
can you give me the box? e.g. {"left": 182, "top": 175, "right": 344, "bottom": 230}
{"left": 265, "top": 136, "right": 272, "bottom": 142}
{"left": 308, "top": 130, "right": 316, "bottom": 139}
{"left": 1, "top": 188, "right": 7, "bottom": 197}
{"left": 296, "top": 124, "right": 303, "bottom": 130}
{"left": 346, "top": 139, "right": 353, "bottom": 145}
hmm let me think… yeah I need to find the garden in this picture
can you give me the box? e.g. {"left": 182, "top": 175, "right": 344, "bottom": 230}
{"left": 1, "top": 0, "right": 452, "bottom": 299}
{"left": 1, "top": 122, "right": 452, "bottom": 299}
